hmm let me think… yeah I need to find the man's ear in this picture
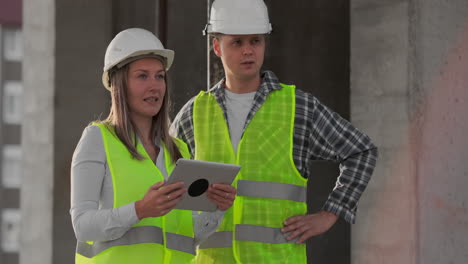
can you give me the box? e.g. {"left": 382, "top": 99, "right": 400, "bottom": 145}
{"left": 213, "top": 38, "right": 222, "bottom": 57}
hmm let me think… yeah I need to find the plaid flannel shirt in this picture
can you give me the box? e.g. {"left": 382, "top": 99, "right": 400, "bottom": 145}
{"left": 171, "top": 70, "right": 378, "bottom": 223}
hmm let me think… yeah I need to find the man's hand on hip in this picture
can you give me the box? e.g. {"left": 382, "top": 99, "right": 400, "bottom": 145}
{"left": 281, "top": 210, "right": 338, "bottom": 243}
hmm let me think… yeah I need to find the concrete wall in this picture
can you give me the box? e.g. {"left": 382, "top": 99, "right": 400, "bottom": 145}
{"left": 351, "top": 1, "right": 416, "bottom": 263}
{"left": 412, "top": 0, "right": 468, "bottom": 263}
{"left": 351, "top": 0, "right": 468, "bottom": 263}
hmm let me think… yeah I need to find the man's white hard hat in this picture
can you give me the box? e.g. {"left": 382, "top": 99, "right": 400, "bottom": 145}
{"left": 203, "top": 0, "right": 272, "bottom": 35}
{"left": 102, "top": 28, "right": 174, "bottom": 90}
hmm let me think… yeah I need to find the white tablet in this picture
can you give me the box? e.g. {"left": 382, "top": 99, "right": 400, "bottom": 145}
{"left": 165, "top": 158, "right": 241, "bottom": 212}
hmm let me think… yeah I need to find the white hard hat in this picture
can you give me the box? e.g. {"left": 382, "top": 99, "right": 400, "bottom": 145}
{"left": 203, "top": 0, "right": 272, "bottom": 35}
{"left": 102, "top": 28, "right": 174, "bottom": 90}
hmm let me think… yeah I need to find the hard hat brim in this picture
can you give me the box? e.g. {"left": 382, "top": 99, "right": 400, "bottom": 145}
{"left": 205, "top": 23, "right": 272, "bottom": 35}
{"left": 102, "top": 49, "right": 174, "bottom": 90}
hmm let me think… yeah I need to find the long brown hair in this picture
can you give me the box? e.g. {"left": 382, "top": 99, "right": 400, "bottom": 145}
{"left": 102, "top": 59, "right": 182, "bottom": 163}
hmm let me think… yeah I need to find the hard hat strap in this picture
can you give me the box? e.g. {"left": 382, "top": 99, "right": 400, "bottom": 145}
{"left": 202, "top": 24, "right": 210, "bottom": 36}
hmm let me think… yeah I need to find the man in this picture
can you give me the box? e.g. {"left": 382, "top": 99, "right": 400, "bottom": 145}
{"left": 171, "top": 0, "right": 378, "bottom": 263}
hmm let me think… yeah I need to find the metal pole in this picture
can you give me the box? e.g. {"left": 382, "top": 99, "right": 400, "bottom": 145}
{"left": 159, "top": 0, "right": 168, "bottom": 46}
{"left": 206, "top": 0, "right": 211, "bottom": 90}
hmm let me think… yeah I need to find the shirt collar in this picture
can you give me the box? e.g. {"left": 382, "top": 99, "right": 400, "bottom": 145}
{"left": 209, "top": 70, "right": 283, "bottom": 98}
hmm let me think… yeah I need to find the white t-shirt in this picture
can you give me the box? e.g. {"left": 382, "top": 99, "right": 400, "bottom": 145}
{"left": 224, "top": 89, "right": 256, "bottom": 153}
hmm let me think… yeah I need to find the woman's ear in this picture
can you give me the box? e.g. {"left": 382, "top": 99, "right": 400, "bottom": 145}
{"left": 213, "top": 37, "right": 222, "bottom": 57}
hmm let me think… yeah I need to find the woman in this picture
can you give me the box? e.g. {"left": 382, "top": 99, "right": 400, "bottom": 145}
{"left": 71, "top": 28, "right": 236, "bottom": 264}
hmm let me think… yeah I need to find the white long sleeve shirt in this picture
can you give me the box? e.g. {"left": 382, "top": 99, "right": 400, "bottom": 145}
{"left": 70, "top": 125, "right": 224, "bottom": 244}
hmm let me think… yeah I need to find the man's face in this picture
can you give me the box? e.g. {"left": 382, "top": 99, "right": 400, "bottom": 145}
{"left": 213, "top": 34, "right": 265, "bottom": 81}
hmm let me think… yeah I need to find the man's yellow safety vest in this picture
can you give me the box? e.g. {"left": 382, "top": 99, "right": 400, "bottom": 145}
{"left": 75, "top": 123, "right": 195, "bottom": 264}
{"left": 193, "top": 84, "right": 308, "bottom": 264}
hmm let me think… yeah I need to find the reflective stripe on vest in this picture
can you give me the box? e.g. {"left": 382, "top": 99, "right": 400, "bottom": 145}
{"left": 77, "top": 226, "right": 164, "bottom": 258}
{"left": 76, "top": 226, "right": 195, "bottom": 258}
{"left": 198, "top": 231, "right": 232, "bottom": 249}
{"left": 198, "top": 225, "right": 300, "bottom": 249}
{"left": 77, "top": 227, "right": 195, "bottom": 258}
{"left": 166, "top": 232, "right": 196, "bottom": 255}
{"left": 76, "top": 226, "right": 196, "bottom": 258}
{"left": 237, "top": 180, "right": 306, "bottom": 202}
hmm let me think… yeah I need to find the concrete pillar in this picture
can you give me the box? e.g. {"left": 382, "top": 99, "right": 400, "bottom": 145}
{"left": 21, "top": 0, "right": 55, "bottom": 262}
{"left": 21, "top": 1, "right": 112, "bottom": 263}
{"left": 411, "top": 0, "right": 468, "bottom": 263}
{"left": 351, "top": 1, "right": 416, "bottom": 263}
{"left": 351, "top": 0, "right": 468, "bottom": 263}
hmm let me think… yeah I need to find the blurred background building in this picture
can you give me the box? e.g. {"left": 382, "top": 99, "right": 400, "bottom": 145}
{"left": 0, "top": 0, "right": 22, "bottom": 263}
{"left": 0, "top": 0, "right": 466, "bottom": 264}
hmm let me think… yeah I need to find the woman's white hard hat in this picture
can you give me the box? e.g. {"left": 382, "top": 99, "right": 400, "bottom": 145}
{"left": 102, "top": 28, "right": 174, "bottom": 90}
{"left": 203, "top": 0, "right": 272, "bottom": 35}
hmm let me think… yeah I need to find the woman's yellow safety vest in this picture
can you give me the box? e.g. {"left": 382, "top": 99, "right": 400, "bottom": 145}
{"left": 75, "top": 123, "right": 195, "bottom": 264}
{"left": 193, "top": 84, "right": 308, "bottom": 264}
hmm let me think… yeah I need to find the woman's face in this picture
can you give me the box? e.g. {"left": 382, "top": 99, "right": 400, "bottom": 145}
{"left": 126, "top": 57, "right": 166, "bottom": 123}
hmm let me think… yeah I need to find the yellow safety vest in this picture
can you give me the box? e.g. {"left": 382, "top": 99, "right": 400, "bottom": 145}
{"left": 75, "top": 123, "right": 195, "bottom": 264}
{"left": 193, "top": 84, "right": 308, "bottom": 264}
